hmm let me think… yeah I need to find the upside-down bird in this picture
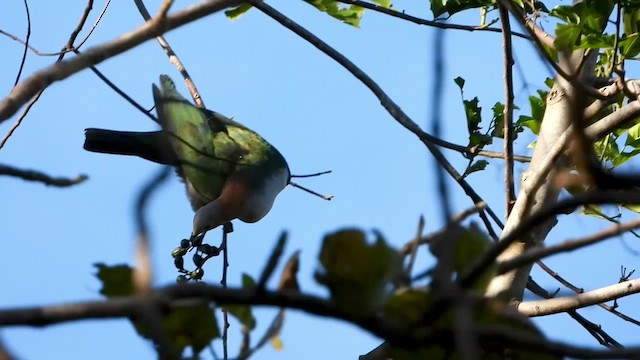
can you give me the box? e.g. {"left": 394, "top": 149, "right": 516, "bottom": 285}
{"left": 84, "top": 75, "right": 290, "bottom": 237}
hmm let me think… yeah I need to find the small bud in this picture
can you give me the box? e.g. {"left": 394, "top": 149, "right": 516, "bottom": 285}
{"left": 180, "top": 239, "right": 191, "bottom": 249}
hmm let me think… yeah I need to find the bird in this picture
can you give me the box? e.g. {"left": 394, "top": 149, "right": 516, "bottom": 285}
{"left": 84, "top": 75, "right": 290, "bottom": 237}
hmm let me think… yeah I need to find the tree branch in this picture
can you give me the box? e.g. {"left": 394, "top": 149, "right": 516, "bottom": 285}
{"left": 461, "top": 190, "right": 640, "bottom": 289}
{"left": 519, "top": 278, "right": 640, "bottom": 317}
{"left": 335, "top": 0, "right": 530, "bottom": 40}
{"left": 249, "top": 0, "right": 504, "bottom": 232}
{"left": 0, "top": 164, "right": 87, "bottom": 187}
{"left": 1, "top": 284, "right": 640, "bottom": 358}
{"left": 498, "top": 4, "right": 516, "bottom": 218}
{"left": 499, "top": 217, "right": 640, "bottom": 274}
{"left": 0, "top": 0, "right": 241, "bottom": 122}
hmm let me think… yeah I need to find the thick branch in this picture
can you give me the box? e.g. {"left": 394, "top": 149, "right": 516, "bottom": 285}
{"left": 1, "top": 284, "right": 639, "bottom": 358}
{"left": 519, "top": 279, "right": 640, "bottom": 317}
{"left": 0, "top": 0, "right": 241, "bottom": 122}
{"left": 499, "top": 218, "right": 640, "bottom": 274}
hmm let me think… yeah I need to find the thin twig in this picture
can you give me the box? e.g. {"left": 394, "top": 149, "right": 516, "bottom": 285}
{"left": 528, "top": 270, "right": 622, "bottom": 347}
{"left": 257, "top": 232, "right": 288, "bottom": 292}
{"left": 290, "top": 170, "right": 332, "bottom": 178}
{"left": 0, "top": 0, "right": 110, "bottom": 58}
{"left": 498, "top": 4, "right": 516, "bottom": 218}
{"left": 335, "top": 0, "right": 530, "bottom": 40}
{"left": 13, "top": 0, "right": 31, "bottom": 86}
{"left": 289, "top": 181, "right": 334, "bottom": 200}
{"left": 3, "top": 284, "right": 640, "bottom": 358}
{"left": 221, "top": 222, "right": 233, "bottom": 360}
{"left": 1, "top": 0, "right": 95, "bottom": 149}
{"left": 404, "top": 216, "right": 424, "bottom": 280}
{"left": 0, "top": 164, "right": 88, "bottom": 187}
{"left": 79, "top": 52, "right": 158, "bottom": 122}
{"left": 430, "top": 24, "right": 452, "bottom": 222}
{"left": 133, "top": 0, "right": 205, "bottom": 108}
{"left": 0, "top": 0, "right": 242, "bottom": 122}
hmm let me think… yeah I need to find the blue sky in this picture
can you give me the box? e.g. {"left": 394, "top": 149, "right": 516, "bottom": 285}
{"left": 1, "top": 0, "right": 639, "bottom": 359}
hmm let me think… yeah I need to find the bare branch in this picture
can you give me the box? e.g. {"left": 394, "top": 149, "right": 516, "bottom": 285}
{"left": 0, "top": 164, "right": 87, "bottom": 187}
{"left": 0, "top": 0, "right": 242, "bottom": 122}
{"left": 1, "top": 284, "right": 640, "bottom": 358}
{"left": 134, "top": 0, "right": 205, "bottom": 108}
{"left": 1, "top": 0, "right": 96, "bottom": 149}
{"left": 585, "top": 94, "right": 640, "bottom": 141}
{"left": 500, "top": 218, "right": 640, "bottom": 274}
{"left": 519, "top": 278, "right": 640, "bottom": 317}
{"left": 335, "top": 0, "right": 530, "bottom": 40}
{"left": 498, "top": 4, "right": 516, "bottom": 218}
{"left": 257, "top": 232, "right": 288, "bottom": 291}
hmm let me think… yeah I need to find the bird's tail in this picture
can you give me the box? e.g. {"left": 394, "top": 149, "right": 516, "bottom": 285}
{"left": 84, "top": 128, "right": 175, "bottom": 165}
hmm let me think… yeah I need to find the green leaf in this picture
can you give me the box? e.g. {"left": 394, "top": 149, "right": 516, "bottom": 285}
{"left": 554, "top": 22, "right": 583, "bottom": 51}
{"left": 613, "top": 148, "right": 640, "bottom": 166}
{"left": 624, "top": 204, "right": 640, "bottom": 213}
{"left": 623, "top": 4, "right": 640, "bottom": 35}
{"left": 371, "top": 0, "right": 392, "bottom": 8}
{"left": 463, "top": 160, "right": 488, "bottom": 178}
{"left": 581, "top": 205, "right": 610, "bottom": 220}
{"left": 315, "top": 229, "right": 402, "bottom": 318}
{"left": 550, "top": 2, "right": 615, "bottom": 51}
{"left": 305, "top": 0, "right": 364, "bottom": 27}
{"left": 384, "top": 289, "right": 431, "bottom": 325}
{"left": 454, "top": 76, "right": 465, "bottom": 89}
{"left": 491, "top": 102, "right": 505, "bottom": 138}
{"left": 593, "top": 134, "right": 620, "bottom": 162}
{"left": 94, "top": 264, "right": 219, "bottom": 355}
{"left": 430, "top": 0, "right": 496, "bottom": 18}
{"left": 94, "top": 263, "right": 134, "bottom": 297}
{"left": 225, "top": 3, "right": 253, "bottom": 20}
{"left": 620, "top": 33, "right": 640, "bottom": 58}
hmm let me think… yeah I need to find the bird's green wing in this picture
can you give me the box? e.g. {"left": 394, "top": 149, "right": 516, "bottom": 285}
{"left": 204, "top": 110, "right": 290, "bottom": 187}
{"left": 153, "top": 75, "right": 234, "bottom": 203}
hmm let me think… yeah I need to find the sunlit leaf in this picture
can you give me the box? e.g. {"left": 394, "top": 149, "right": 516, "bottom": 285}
{"left": 305, "top": 0, "right": 365, "bottom": 27}
{"left": 225, "top": 3, "right": 253, "bottom": 20}
{"left": 430, "top": 0, "right": 496, "bottom": 18}
{"left": 271, "top": 336, "right": 284, "bottom": 351}
{"left": 371, "top": 0, "right": 392, "bottom": 8}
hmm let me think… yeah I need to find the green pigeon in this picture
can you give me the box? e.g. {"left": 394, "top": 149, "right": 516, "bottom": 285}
{"left": 84, "top": 75, "right": 290, "bottom": 237}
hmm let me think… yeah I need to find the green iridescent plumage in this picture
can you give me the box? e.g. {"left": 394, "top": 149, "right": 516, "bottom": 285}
{"left": 85, "top": 75, "right": 290, "bottom": 236}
